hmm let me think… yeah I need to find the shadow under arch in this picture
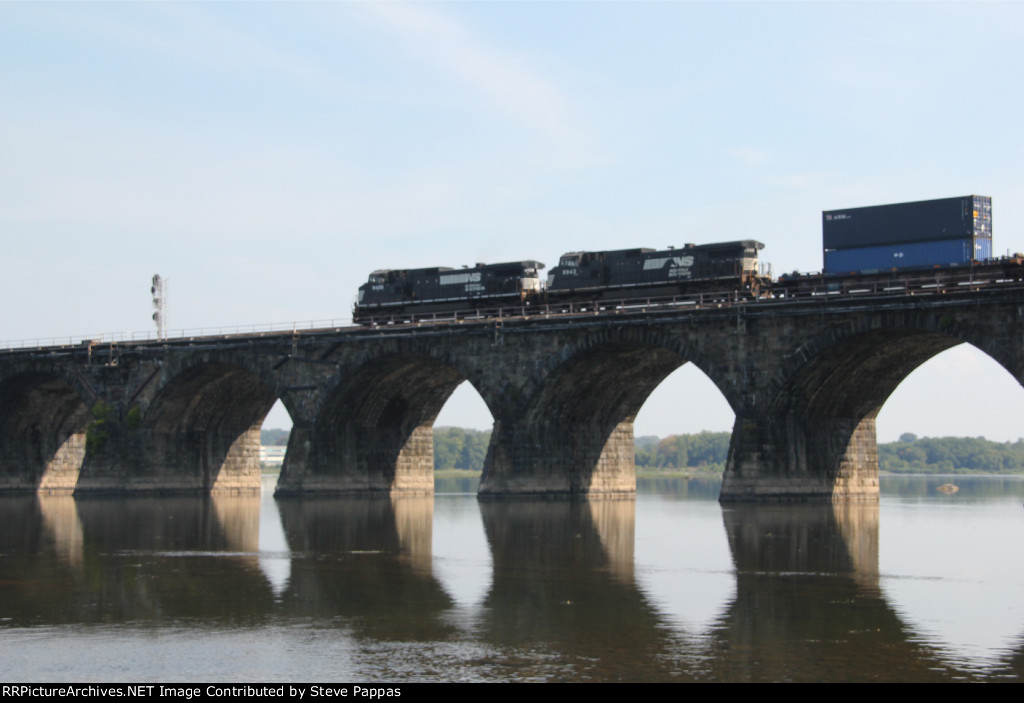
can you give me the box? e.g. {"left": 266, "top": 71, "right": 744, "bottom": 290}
{"left": 480, "top": 329, "right": 716, "bottom": 496}
{"left": 79, "top": 362, "right": 279, "bottom": 494}
{"left": 723, "top": 318, "right": 1023, "bottom": 501}
{"left": 0, "top": 371, "right": 91, "bottom": 492}
{"left": 275, "top": 353, "right": 469, "bottom": 495}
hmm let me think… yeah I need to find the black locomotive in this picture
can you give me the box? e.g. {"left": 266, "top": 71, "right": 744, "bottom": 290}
{"left": 353, "top": 241, "right": 768, "bottom": 324}
{"left": 353, "top": 260, "right": 545, "bottom": 324}
{"left": 547, "top": 240, "right": 767, "bottom": 299}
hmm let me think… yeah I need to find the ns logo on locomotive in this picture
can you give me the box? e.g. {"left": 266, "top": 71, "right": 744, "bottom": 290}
{"left": 353, "top": 195, "right": 1016, "bottom": 325}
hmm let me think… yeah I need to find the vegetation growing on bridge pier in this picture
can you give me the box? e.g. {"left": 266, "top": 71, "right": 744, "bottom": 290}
{"left": 85, "top": 401, "right": 113, "bottom": 455}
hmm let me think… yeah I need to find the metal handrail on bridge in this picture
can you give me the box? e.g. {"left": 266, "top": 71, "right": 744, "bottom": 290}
{"left": 3, "top": 263, "right": 1022, "bottom": 353}
{"left": 357, "top": 289, "right": 745, "bottom": 327}
{"left": 0, "top": 318, "right": 356, "bottom": 353}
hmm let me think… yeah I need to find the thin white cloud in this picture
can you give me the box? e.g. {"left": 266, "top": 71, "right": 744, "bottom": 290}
{"left": 360, "top": 2, "right": 591, "bottom": 151}
{"left": 730, "top": 147, "right": 771, "bottom": 166}
{"left": 91, "top": 3, "right": 335, "bottom": 93}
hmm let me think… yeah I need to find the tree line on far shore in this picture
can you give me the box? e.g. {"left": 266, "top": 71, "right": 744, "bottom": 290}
{"left": 260, "top": 428, "right": 1024, "bottom": 475}
{"left": 878, "top": 433, "right": 1024, "bottom": 474}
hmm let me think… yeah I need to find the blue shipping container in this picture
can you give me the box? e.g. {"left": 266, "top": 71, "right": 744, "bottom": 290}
{"left": 824, "top": 237, "right": 991, "bottom": 274}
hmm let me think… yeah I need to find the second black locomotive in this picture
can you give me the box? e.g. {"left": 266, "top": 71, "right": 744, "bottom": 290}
{"left": 547, "top": 240, "right": 767, "bottom": 299}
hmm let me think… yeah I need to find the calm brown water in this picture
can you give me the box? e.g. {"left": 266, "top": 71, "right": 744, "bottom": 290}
{"left": 0, "top": 476, "right": 1022, "bottom": 682}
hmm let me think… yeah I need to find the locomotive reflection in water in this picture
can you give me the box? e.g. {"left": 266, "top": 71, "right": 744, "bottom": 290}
{"left": 353, "top": 241, "right": 768, "bottom": 324}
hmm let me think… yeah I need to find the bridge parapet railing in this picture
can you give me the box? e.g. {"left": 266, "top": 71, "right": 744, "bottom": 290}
{"left": 356, "top": 288, "right": 749, "bottom": 327}
{"left": 0, "top": 318, "right": 356, "bottom": 353}
{"left": 5, "top": 262, "right": 1023, "bottom": 352}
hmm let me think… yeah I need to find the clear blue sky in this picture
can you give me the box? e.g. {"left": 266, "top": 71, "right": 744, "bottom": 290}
{"left": 2, "top": 1, "right": 1022, "bottom": 441}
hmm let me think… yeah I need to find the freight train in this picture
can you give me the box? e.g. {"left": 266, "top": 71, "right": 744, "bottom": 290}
{"left": 353, "top": 241, "right": 768, "bottom": 324}
{"left": 353, "top": 195, "right": 1017, "bottom": 325}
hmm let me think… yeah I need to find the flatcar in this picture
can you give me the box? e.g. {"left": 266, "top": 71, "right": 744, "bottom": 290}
{"left": 776, "top": 251, "right": 1024, "bottom": 299}
{"left": 353, "top": 260, "right": 544, "bottom": 324}
{"left": 546, "top": 240, "right": 768, "bottom": 300}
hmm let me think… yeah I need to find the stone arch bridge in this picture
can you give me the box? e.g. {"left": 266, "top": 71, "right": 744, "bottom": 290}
{"left": 2, "top": 283, "right": 1022, "bottom": 501}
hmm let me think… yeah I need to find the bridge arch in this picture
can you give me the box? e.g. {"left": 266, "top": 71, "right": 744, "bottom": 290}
{"left": 276, "top": 352, "right": 474, "bottom": 495}
{"left": 517, "top": 326, "right": 735, "bottom": 412}
{"left": 771, "top": 311, "right": 1022, "bottom": 412}
{"left": 104, "top": 359, "right": 280, "bottom": 493}
{"left": 0, "top": 368, "right": 92, "bottom": 492}
{"left": 480, "top": 327, "right": 726, "bottom": 496}
{"left": 723, "top": 308, "right": 1024, "bottom": 501}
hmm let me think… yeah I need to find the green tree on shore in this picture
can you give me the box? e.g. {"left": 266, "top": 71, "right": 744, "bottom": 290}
{"left": 260, "top": 428, "right": 1024, "bottom": 475}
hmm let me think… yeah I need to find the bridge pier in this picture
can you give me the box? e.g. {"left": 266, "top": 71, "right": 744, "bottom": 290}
{"left": 73, "top": 419, "right": 265, "bottom": 494}
{"left": 720, "top": 413, "right": 879, "bottom": 502}
{"left": 479, "top": 335, "right": 686, "bottom": 498}
{"left": 274, "top": 421, "right": 436, "bottom": 495}
{"left": 0, "top": 431, "right": 87, "bottom": 493}
{"left": 478, "top": 418, "right": 636, "bottom": 497}
{"left": 0, "top": 372, "right": 91, "bottom": 493}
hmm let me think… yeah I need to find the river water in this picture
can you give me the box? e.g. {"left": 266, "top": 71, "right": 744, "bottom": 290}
{"left": 1, "top": 475, "right": 1022, "bottom": 682}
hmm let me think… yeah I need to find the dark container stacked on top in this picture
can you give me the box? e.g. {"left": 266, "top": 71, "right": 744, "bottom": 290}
{"left": 822, "top": 195, "right": 992, "bottom": 274}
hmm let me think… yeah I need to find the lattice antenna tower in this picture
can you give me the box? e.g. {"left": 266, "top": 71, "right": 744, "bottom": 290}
{"left": 151, "top": 274, "right": 168, "bottom": 341}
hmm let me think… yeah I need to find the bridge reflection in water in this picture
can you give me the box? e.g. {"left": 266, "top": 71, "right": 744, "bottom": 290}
{"left": 1, "top": 478, "right": 1021, "bottom": 682}
{"left": 0, "top": 274, "right": 1022, "bottom": 501}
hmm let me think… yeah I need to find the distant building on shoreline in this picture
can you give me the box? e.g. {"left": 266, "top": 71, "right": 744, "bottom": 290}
{"left": 260, "top": 445, "right": 286, "bottom": 467}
